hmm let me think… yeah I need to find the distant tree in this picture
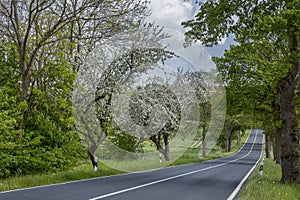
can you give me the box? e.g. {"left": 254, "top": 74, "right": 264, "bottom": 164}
{"left": 185, "top": 71, "right": 214, "bottom": 157}
{"left": 129, "top": 82, "right": 181, "bottom": 161}
{"left": 73, "top": 24, "right": 173, "bottom": 169}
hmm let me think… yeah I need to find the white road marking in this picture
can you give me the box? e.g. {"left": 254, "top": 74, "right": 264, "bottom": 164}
{"left": 227, "top": 130, "right": 263, "bottom": 200}
{"left": 89, "top": 130, "right": 261, "bottom": 200}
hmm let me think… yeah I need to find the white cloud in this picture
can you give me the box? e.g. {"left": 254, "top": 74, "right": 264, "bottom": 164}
{"left": 162, "top": 29, "right": 216, "bottom": 71}
{"left": 147, "top": 0, "right": 193, "bottom": 32}
{"left": 146, "top": 0, "right": 216, "bottom": 71}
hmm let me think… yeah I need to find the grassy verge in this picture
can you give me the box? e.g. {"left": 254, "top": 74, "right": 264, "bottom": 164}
{"left": 0, "top": 163, "right": 123, "bottom": 192}
{"left": 239, "top": 158, "right": 300, "bottom": 200}
{"left": 0, "top": 131, "right": 248, "bottom": 192}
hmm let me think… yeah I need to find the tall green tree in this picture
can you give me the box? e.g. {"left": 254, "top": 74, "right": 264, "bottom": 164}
{"left": 0, "top": 0, "right": 148, "bottom": 129}
{"left": 183, "top": 0, "right": 300, "bottom": 183}
{"left": 213, "top": 42, "right": 283, "bottom": 161}
{"left": 0, "top": 0, "right": 149, "bottom": 175}
{"left": 0, "top": 41, "right": 83, "bottom": 178}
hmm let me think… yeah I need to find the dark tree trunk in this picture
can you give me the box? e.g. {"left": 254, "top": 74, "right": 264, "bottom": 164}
{"left": 265, "top": 134, "right": 271, "bottom": 159}
{"left": 273, "top": 101, "right": 282, "bottom": 164}
{"left": 275, "top": 125, "right": 282, "bottom": 164}
{"left": 276, "top": 31, "right": 300, "bottom": 183}
{"left": 86, "top": 129, "right": 106, "bottom": 171}
{"left": 226, "top": 130, "right": 233, "bottom": 152}
{"left": 163, "top": 134, "right": 170, "bottom": 161}
{"left": 150, "top": 133, "right": 170, "bottom": 161}
{"left": 88, "top": 150, "right": 98, "bottom": 171}
{"left": 88, "top": 142, "right": 100, "bottom": 171}
{"left": 236, "top": 130, "right": 241, "bottom": 145}
{"left": 202, "top": 125, "right": 207, "bottom": 157}
{"left": 17, "top": 56, "right": 30, "bottom": 130}
{"left": 277, "top": 77, "right": 299, "bottom": 183}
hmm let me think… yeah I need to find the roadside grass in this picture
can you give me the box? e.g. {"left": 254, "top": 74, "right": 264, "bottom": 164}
{"left": 239, "top": 158, "right": 300, "bottom": 200}
{"left": 0, "top": 130, "right": 248, "bottom": 192}
{"left": 0, "top": 163, "right": 123, "bottom": 192}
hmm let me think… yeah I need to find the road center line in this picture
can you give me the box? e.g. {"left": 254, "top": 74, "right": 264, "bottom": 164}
{"left": 89, "top": 130, "right": 259, "bottom": 200}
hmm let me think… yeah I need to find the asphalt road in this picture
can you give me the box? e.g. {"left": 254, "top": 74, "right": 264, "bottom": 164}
{"left": 0, "top": 129, "right": 263, "bottom": 200}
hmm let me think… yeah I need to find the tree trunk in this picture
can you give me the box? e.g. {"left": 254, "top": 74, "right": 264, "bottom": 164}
{"left": 150, "top": 133, "right": 170, "bottom": 161}
{"left": 277, "top": 78, "right": 299, "bottom": 183}
{"left": 226, "top": 130, "right": 232, "bottom": 152}
{"left": 272, "top": 138, "right": 276, "bottom": 161}
{"left": 18, "top": 73, "right": 31, "bottom": 129}
{"left": 88, "top": 143, "right": 99, "bottom": 171}
{"left": 273, "top": 101, "right": 282, "bottom": 164}
{"left": 202, "top": 126, "right": 207, "bottom": 157}
{"left": 165, "top": 145, "right": 170, "bottom": 161}
{"left": 265, "top": 134, "right": 271, "bottom": 159}
{"left": 86, "top": 129, "right": 106, "bottom": 171}
{"left": 236, "top": 130, "right": 241, "bottom": 145}
{"left": 163, "top": 134, "right": 170, "bottom": 161}
{"left": 275, "top": 125, "right": 282, "bottom": 164}
{"left": 88, "top": 151, "right": 98, "bottom": 171}
{"left": 276, "top": 30, "right": 300, "bottom": 183}
{"left": 158, "top": 147, "right": 170, "bottom": 161}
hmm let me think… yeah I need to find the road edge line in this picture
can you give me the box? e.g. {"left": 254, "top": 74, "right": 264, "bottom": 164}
{"left": 227, "top": 130, "right": 264, "bottom": 200}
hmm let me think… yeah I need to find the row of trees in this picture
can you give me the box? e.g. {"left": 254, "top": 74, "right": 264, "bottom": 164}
{"left": 74, "top": 36, "right": 221, "bottom": 169}
{"left": 2, "top": 0, "right": 297, "bottom": 185}
{"left": 183, "top": 0, "right": 300, "bottom": 184}
{"left": 0, "top": 0, "right": 219, "bottom": 176}
{"left": 0, "top": 0, "right": 153, "bottom": 178}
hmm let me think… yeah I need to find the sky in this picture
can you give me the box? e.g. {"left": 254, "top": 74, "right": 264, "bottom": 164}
{"left": 146, "top": 0, "right": 233, "bottom": 71}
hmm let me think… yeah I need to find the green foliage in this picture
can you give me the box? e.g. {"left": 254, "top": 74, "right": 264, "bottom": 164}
{"left": 108, "top": 131, "right": 140, "bottom": 153}
{"left": 183, "top": 0, "right": 298, "bottom": 140}
{"left": 0, "top": 42, "right": 86, "bottom": 179}
{"left": 183, "top": 0, "right": 300, "bottom": 182}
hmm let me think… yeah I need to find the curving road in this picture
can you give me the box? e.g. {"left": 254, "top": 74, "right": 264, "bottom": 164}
{"left": 0, "top": 129, "right": 263, "bottom": 200}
